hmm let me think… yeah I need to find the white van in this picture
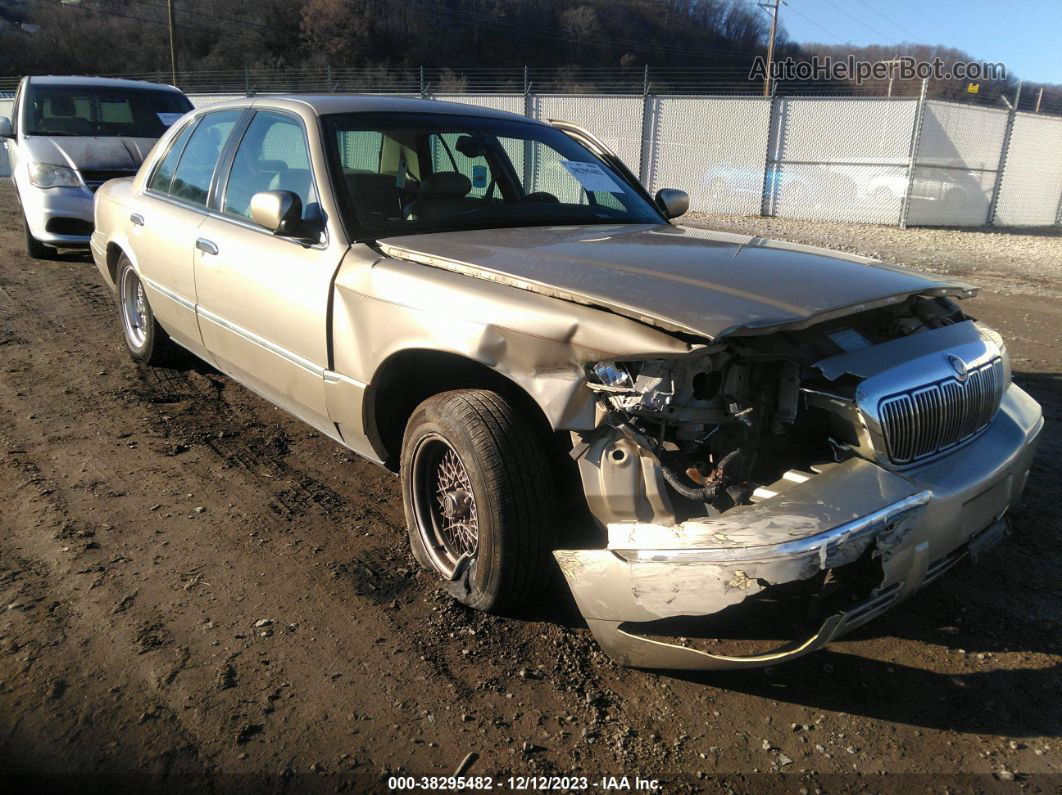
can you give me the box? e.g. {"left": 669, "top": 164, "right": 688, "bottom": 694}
{"left": 0, "top": 76, "right": 192, "bottom": 258}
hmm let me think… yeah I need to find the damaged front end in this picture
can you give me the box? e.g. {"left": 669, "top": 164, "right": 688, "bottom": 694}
{"left": 555, "top": 296, "right": 1043, "bottom": 669}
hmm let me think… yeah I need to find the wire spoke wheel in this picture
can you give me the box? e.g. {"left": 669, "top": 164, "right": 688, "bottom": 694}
{"left": 411, "top": 434, "right": 479, "bottom": 578}
{"left": 120, "top": 266, "right": 148, "bottom": 350}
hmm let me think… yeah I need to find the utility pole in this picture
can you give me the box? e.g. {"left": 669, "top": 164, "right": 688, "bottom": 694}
{"left": 882, "top": 56, "right": 904, "bottom": 97}
{"left": 167, "top": 0, "right": 179, "bottom": 87}
{"left": 759, "top": 0, "right": 781, "bottom": 97}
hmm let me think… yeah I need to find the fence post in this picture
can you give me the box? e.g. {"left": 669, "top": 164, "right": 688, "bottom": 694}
{"left": 899, "top": 78, "right": 928, "bottom": 229}
{"left": 759, "top": 83, "right": 778, "bottom": 218}
{"left": 523, "top": 68, "right": 534, "bottom": 185}
{"left": 986, "top": 81, "right": 1021, "bottom": 226}
{"left": 419, "top": 66, "right": 426, "bottom": 99}
{"left": 638, "top": 78, "right": 653, "bottom": 187}
{"left": 243, "top": 68, "right": 250, "bottom": 97}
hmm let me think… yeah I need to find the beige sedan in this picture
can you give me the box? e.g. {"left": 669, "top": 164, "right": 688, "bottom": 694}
{"left": 91, "top": 95, "right": 1042, "bottom": 670}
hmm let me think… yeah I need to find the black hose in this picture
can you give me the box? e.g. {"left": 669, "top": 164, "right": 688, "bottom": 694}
{"left": 661, "top": 447, "right": 744, "bottom": 503}
{"left": 661, "top": 464, "right": 711, "bottom": 502}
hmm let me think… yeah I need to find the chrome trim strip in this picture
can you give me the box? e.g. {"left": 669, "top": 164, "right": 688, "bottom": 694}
{"left": 323, "top": 369, "right": 367, "bottom": 387}
{"left": 196, "top": 305, "right": 326, "bottom": 378}
{"left": 140, "top": 274, "right": 195, "bottom": 312}
{"left": 193, "top": 305, "right": 320, "bottom": 377}
{"left": 613, "top": 491, "right": 932, "bottom": 563}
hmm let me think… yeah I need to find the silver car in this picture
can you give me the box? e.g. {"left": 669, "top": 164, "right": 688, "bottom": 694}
{"left": 90, "top": 95, "right": 1043, "bottom": 670}
{"left": 0, "top": 75, "right": 192, "bottom": 258}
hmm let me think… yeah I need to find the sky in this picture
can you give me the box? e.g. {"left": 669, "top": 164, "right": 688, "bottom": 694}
{"left": 775, "top": 0, "right": 1062, "bottom": 85}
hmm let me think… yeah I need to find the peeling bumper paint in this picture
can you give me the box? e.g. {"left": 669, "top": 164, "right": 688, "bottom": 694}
{"left": 555, "top": 384, "right": 1043, "bottom": 670}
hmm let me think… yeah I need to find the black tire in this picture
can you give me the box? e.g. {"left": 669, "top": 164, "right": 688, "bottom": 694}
{"left": 24, "top": 215, "right": 57, "bottom": 260}
{"left": 116, "top": 255, "right": 180, "bottom": 366}
{"left": 400, "top": 389, "right": 557, "bottom": 613}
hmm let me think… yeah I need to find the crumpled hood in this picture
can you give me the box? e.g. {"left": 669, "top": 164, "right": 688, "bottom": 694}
{"left": 378, "top": 224, "right": 976, "bottom": 339}
{"left": 25, "top": 135, "right": 156, "bottom": 172}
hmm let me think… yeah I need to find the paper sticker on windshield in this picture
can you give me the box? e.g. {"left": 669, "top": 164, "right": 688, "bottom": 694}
{"left": 560, "top": 160, "right": 622, "bottom": 193}
{"left": 156, "top": 112, "right": 184, "bottom": 126}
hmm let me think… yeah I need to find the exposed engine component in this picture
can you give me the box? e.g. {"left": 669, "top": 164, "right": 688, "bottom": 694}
{"left": 585, "top": 295, "right": 968, "bottom": 516}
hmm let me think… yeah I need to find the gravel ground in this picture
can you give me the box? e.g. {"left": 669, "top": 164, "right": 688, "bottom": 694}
{"left": 1, "top": 185, "right": 1060, "bottom": 791}
{"left": 686, "top": 212, "right": 1062, "bottom": 300}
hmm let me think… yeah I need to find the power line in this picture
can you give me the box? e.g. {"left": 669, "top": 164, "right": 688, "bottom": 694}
{"left": 40, "top": 0, "right": 266, "bottom": 46}
{"left": 851, "top": 0, "right": 925, "bottom": 43}
{"left": 401, "top": 0, "right": 773, "bottom": 63}
{"left": 782, "top": 4, "right": 848, "bottom": 44}
{"left": 817, "top": 0, "right": 899, "bottom": 44}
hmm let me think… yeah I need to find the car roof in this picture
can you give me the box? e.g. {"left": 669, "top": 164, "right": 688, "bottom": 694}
{"left": 199, "top": 93, "right": 539, "bottom": 124}
{"left": 26, "top": 75, "right": 185, "bottom": 93}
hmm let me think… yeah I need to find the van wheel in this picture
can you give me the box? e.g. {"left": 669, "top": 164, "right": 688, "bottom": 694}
{"left": 24, "top": 215, "right": 56, "bottom": 260}
{"left": 116, "top": 256, "right": 179, "bottom": 366}
{"left": 401, "top": 390, "right": 556, "bottom": 613}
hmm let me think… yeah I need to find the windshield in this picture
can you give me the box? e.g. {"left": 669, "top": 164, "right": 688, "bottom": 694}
{"left": 323, "top": 112, "right": 664, "bottom": 238}
{"left": 23, "top": 84, "right": 192, "bottom": 138}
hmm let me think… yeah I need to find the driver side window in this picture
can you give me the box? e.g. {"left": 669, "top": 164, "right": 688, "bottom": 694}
{"left": 223, "top": 110, "right": 317, "bottom": 221}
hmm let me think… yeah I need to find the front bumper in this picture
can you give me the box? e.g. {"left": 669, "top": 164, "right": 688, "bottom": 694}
{"left": 18, "top": 181, "right": 94, "bottom": 246}
{"left": 555, "top": 384, "right": 1043, "bottom": 670}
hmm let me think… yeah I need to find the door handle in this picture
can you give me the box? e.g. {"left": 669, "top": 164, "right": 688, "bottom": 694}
{"left": 130, "top": 213, "right": 144, "bottom": 226}
{"left": 196, "top": 238, "right": 219, "bottom": 256}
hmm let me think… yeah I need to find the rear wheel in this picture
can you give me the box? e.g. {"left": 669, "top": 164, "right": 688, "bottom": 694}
{"left": 401, "top": 389, "right": 556, "bottom": 613}
{"left": 116, "top": 256, "right": 180, "bottom": 366}
{"left": 24, "top": 215, "right": 56, "bottom": 260}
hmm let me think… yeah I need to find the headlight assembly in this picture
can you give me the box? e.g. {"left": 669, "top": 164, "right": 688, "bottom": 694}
{"left": 28, "top": 162, "right": 81, "bottom": 189}
{"left": 587, "top": 361, "right": 636, "bottom": 390}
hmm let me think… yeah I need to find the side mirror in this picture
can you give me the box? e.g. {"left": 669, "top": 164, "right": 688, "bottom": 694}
{"left": 655, "top": 188, "right": 689, "bottom": 219}
{"left": 0, "top": 116, "right": 13, "bottom": 139}
{"left": 250, "top": 190, "right": 304, "bottom": 236}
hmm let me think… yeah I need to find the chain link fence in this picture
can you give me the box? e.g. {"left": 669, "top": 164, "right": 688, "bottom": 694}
{"left": 3, "top": 83, "right": 1061, "bottom": 226}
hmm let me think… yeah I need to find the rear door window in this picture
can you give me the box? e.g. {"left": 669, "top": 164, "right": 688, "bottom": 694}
{"left": 147, "top": 120, "right": 198, "bottom": 195}
{"left": 167, "top": 110, "right": 242, "bottom": 206}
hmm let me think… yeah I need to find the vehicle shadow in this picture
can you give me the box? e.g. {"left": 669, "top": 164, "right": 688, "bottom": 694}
{"left": 672, "top": 650, "right": 1062, "bottom": 737}
{"left": 48, "top": 248, "right": 94, "bottom": 264}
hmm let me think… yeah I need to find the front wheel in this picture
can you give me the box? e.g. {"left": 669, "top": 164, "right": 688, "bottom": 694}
{"left": 116, "top": 256, "right": 180, "bottom": 366}
{"left": 24, "top": 215, "right": 56, "bottom": 260}
{"left": 401, "top": 390, "right": 557, "bottom": 613}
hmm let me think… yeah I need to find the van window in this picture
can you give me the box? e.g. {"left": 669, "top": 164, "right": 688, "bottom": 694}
{"left": 23, "top": 83, "right": 192, "bottom": 138}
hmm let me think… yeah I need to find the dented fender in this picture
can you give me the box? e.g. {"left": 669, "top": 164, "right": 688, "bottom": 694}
{"left": 329, "top": 244, "right": 691, "bottom": 451}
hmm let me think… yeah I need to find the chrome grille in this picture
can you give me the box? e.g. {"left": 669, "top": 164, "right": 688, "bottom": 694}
{"left": 879, "top": 358, "right": 1005, "bottom": 464}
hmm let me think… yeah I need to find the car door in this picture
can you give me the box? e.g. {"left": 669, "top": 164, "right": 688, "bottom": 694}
{"left": 131, "top": 109, "right": 243, "bottom": 359}
{"left": 193, "top": 109, "right": 341, "bottom": 437}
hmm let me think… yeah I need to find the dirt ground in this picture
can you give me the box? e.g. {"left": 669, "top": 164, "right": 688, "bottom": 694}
{"left": 1, "top": 183, "right": 1060, "bottom": 792}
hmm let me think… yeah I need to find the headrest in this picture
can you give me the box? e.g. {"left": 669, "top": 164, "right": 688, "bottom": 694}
{"left": 50, "top": 96, "right": 76, "bottom": 116}
{"left": 418, "top": 171, "right": 471, "bottom": 199}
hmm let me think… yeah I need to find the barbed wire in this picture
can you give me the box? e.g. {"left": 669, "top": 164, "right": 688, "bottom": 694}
{"left": 0, "top": 65, "right": 1056, "bottom": 116}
